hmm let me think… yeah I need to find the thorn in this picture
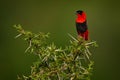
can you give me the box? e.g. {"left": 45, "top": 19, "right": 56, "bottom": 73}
{"left": 67, "top": 33, "right": 78, "bottom": 42}
{"left": 85, "top": 41, "right": 96, "bottom": 46}
{"left": 84, "top": 50, "right": 90, "bottom": 61}
{"left": 85, "top": 46, "right": 91, "bottom": 56}
{"left": 25, "top": 40, "right": 32, "bottom": 53}
{"left": 15, "top": 34, "right": 22, "bottom": 38}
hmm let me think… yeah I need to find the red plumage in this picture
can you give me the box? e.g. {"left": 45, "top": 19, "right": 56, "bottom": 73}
{"left": 75, "top": 10, "right": 89, "bottom": 40}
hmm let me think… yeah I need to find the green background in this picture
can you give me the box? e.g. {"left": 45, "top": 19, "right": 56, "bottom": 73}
{"left": 0, "top": 0, "right": 120, "bottom": 80}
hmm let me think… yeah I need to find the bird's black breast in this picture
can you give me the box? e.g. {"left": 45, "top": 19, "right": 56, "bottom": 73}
{"left": 76, "top": 21, "right": 87, "bottom": 33}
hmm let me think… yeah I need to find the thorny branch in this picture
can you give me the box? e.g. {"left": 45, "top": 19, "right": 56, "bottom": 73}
{"left": 14, "top": 25, "right": 97, "bottom": 80}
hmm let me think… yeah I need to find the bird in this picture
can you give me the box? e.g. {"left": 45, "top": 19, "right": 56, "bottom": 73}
{"left": 75, "top": 10, "right": 89, "bottom": 40}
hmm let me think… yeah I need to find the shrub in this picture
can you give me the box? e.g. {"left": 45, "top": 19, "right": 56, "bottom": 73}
{"left": 14, "top": 24, "right": 97, "bottom": 80}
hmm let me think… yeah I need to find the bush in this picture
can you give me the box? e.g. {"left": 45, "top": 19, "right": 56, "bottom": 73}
{"left": 14, "top": 24, "right": 97, "bottom": 80}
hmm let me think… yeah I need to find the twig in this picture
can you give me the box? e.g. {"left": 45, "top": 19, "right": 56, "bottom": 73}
{"left": 57, "top": 72, "right": 61, "bottom": 80}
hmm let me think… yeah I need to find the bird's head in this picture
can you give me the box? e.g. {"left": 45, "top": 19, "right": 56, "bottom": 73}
{"left": 76, "top": 10, "right": 86, "bottom": 22}
{"left": 76, "top": 10, "right": 83, "bottom": 15}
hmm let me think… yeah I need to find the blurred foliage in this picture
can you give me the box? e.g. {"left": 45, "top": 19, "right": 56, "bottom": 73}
{"left": 14, "top": 25, "right": 97, "bottom": 80}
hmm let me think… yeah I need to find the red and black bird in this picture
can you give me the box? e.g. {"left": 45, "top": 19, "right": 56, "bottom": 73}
{"left": 75, "top": 10, "right": 89, "bottom": 40}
